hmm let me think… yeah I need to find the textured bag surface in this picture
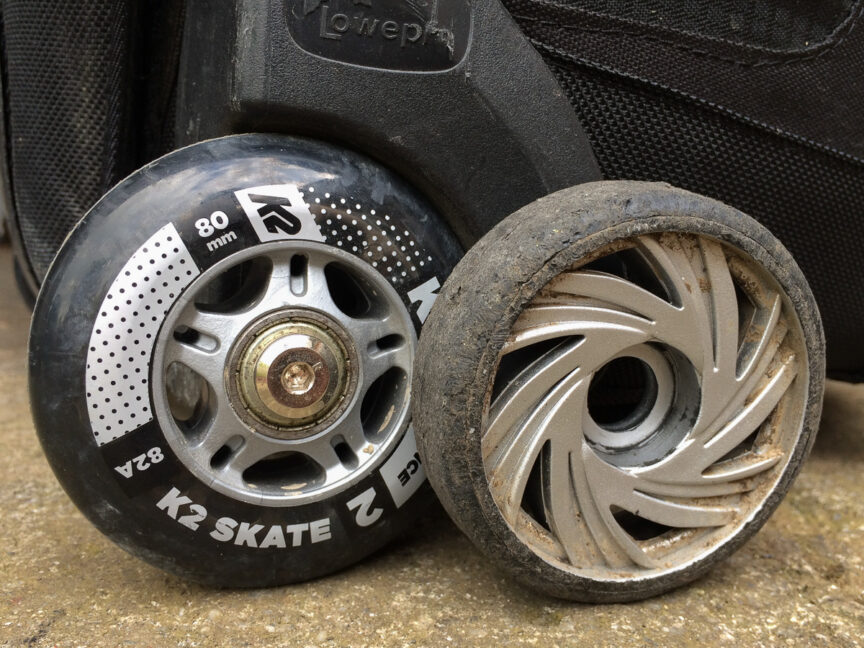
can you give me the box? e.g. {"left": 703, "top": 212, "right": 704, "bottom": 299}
{"left": 1, "top": 0, "right": 183, "bottom": 289}
{"left": 4, "top": 0, "right": 864, "bottom": 374}
{"left": 3, "top": 1, "right": 134, "bottom": 285}
{"left": 503, "top": 0, "right": 864, "bottom": 376}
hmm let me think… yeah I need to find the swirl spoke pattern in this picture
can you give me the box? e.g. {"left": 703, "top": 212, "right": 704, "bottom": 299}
{"left": 482, "top": 233, "right": 805, "bottom": 575}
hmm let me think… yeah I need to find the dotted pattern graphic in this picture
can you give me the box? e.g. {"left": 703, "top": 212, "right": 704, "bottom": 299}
{"left": 302, "top": 187, "right": 434, "bottom": 288}
{"left": 86, "top": 224, "right": 200, "bottom": 446}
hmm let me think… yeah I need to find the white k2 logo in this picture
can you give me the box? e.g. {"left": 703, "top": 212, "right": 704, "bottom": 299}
{"left": 235, "top": 184, "right": 325, "bottom": 243}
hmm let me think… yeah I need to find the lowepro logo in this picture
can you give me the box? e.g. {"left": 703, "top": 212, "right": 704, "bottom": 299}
{"left": 288, "top": 0, "right": 470, "bottom": 72}
{"left": 308, "top": 0, "right": 428, "bottom": 48}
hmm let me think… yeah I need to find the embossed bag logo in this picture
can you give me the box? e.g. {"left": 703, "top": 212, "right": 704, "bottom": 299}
{"left": 235, "top": 185, "right": 325, "bottom": 243}
{"left": 287, "top": 0, "right": 470, "bottom": 72}
{"left": 308, "top": 0, "right": 431, "bottom": 48}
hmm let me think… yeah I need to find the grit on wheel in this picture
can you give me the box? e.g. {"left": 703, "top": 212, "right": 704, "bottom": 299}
{"left": 413, "top": 181, "right": 825, "bottom": 602}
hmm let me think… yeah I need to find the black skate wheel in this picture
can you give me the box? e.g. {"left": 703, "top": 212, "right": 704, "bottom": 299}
{"left": 29, "top": 134, "right": 461, "bottom": 586}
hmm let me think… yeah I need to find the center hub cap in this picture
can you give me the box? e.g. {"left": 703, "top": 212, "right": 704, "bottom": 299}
{"left": 235, "top": 317, "right": 354, "bottom": 437}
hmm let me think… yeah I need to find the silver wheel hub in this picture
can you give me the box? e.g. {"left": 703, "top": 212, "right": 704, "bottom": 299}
{"left": 153, "top": 242, "right": 416, "bottom": 506}
{"left": 231, "top": 313, "right": 357, "bottom": 439}
{"left": 483, "top": 233, "right": 808, "bottom": 579}
{"left": 584, "top": 344, "right": 674, "bottom": 451}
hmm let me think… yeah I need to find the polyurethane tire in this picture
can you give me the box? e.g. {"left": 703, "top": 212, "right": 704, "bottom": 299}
{"left": 413, "top": 181, "right": 825, "bottom": 602}
{"left": 29, "top": 134, "right": 461, "bottom": 586}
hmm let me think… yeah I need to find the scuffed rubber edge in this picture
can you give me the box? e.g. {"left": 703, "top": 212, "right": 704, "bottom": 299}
{"left": 413, "top": 180, "right": 826, "bottom": 602}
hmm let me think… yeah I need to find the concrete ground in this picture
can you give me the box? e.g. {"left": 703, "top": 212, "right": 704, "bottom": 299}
{"left": 1, "top": 243, "right": 862, "bottom": 648}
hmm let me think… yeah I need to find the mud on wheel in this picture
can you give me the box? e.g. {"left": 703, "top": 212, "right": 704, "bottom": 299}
{"left": 29, "top": 134, "right": 461, "bottom": 586}
{"left": 414, "top": 181, "right": 825, "bottom": 602}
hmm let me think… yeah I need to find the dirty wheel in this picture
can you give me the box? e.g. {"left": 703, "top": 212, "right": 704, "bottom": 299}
{"left": 414, "top": 181, "right": 824, "bottom": 601}
{"left": 29, "top": 134, "right": 461, "bottom": 586}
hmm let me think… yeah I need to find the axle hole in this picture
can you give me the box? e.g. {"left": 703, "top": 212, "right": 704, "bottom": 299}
{"left": 588, "top": 357, "right": 658, "bottom": 431}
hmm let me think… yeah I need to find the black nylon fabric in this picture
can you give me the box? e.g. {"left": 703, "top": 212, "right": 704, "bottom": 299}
{"left": 3, "top": 1, "right": 134, "bottom": 282}
{"left": 2, "top": 1, "right": 184, "bottom": 284}
{"left": 548, "top": 62, "right": 864, "bottom": 375}
{"left": 3, "top": 2, "right": 863, "bottom": 373}
{"left": 505, "top": 0, "right": 864, "bottom": 159}
{"left": 504, "top": 0, "right": 864, "bottom": 375}
{"left": 526, "top": 0, "right": 855, "bottom": 51}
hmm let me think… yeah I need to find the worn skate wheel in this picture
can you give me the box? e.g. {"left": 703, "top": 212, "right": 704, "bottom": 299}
{"left": 414, "top": 181, "right": 825, "bottom": 601}
{"left": 29, "top": 134, "right": 461, "bottom": 586}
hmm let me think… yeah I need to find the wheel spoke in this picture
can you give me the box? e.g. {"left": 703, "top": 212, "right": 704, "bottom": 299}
{"left": 701, "top": 451, "right": 784, "bottom": 482}
{"left": 577, "top": 451, "right": 736, "bottom": 568}
{"left": 193, "top": 393, "right": 248, "bottom": 458}
{"left": 701, "top": 239, "right": 740, "bottom": 381}
{"left": 737, "top": 293, "right": 783, "bottom": 384}
{"left": 363, "top": 344, "right": 410, "bottom": 388}
{"left": 544, "top": 443, "right": 627, "bottom": 567}
{"left": 484, "top": 339, "right": 584, "bottom": 455}
{"left": 644, "top": 352, "right": 797, "bottom": 484}
{"left": 175, "top": 303, "right": 241, "bottom": 345}
{"left": 328, "top": 408, "right": 369, "bottom": 454}
{"left": 300, "top": 251, "right": 344, "bottom": 314}
{"left": 506, "top": 304, "right": 653, "bottom": 352}
{"left": 299, "top": 436, "right": 352, "bottom": 482}
{"left": 163, "top": 339, "right": 224, "bottom": 385}
{"left": 580, "top": 451, "right": 657, "bottom": 568}
{"left": 480, "top": 231, "right": 808, "bottom": 577}
{"left": 693, "top": 293, "right": 786, "bottom": 441}
{"left": 224, "top": 435, "right": 276, "bottom": 474}
{"left": 547, "top": 269, "right": 707, "bottom": 372}
{"left": 635, "top": 236, "right": 715, "bottom": 371}
{"left": 245, "top": 249, "right": 343, "bottom": 316}
{"left": 354, "top": 312, "right": 410, "bottom": 357}
{"left": 550, "top": 271, "right": 678, "bottom": 321}
{"left": 486, "top": 373, "right": 585, "bottom": 522}
{"left": 487, "top": 323, "right": 650, "bottom": 457}
{"left": 700, "top": 357, "right": 797, "bottom": 465}
{"left": 623, "top": 489, "right": 735, "bottom": 528}
{"left": 692, "top": 239, "right": 745, "bottom": 429}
